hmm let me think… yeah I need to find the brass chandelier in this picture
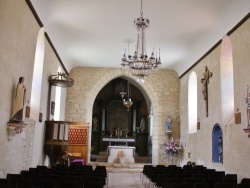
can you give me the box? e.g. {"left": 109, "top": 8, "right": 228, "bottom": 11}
{"left": 122, "top": 80, "right": 133, "bottom": 110}
{"left": 121, "top": 0, "right": 161, "bottom": 83}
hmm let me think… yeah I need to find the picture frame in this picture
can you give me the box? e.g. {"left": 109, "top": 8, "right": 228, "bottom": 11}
{"left": 39, "top": 112, "right": 43, "bottom": 122}
{"left": 197, "top": 121, "right": 200, "bottom": 130}
{"left": 25, "top": 106, "right": 30, "bottom": 118}
{"left": 51, "top": 101, "right": 55, "bottom": 115}
{"left": 235, "top": 112, "right": 241, "bottom": 124}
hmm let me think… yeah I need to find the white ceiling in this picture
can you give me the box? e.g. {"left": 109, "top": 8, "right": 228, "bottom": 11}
{"left": 30, "top": 0, "right": 250, "bottom": 76}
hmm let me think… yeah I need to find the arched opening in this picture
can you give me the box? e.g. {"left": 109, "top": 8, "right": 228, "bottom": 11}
{"left": 188, "top": 71, "right": 198, "bottom": 134}
{"left": 90, "top": 77, "right": 152, "bottom": 163}
{"left": 68, "top": 68, "right": 160, "bottom": 164}
{"left": 212, "top": 124, "right": 223, "bottom": 163}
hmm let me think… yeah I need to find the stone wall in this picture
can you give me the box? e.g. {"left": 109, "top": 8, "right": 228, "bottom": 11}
{"left": 65, "top": 67, "right": 180, "bottom": 165}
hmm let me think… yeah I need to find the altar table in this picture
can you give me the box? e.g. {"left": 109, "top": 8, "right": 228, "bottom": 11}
{"left": 102, "top": 138, "right": 135, "bottom": 146}
{"left": 107, "top": 146, "right": 135, "bottom": 163}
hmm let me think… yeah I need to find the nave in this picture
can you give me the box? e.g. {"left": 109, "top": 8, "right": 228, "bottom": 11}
{"left": 1, "top": 163, "right": 250, "bottom": 188}
{"left": 108, "top": 173, "right": 143, "bottom": 188}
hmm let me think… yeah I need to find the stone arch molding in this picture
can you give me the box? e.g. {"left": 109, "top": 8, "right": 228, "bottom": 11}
{"left": 83, "top": 68, "right": 160, "bottom": 164}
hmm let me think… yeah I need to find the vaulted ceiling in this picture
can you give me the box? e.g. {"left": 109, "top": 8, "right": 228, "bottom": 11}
{"left": 30, "top": 0, "right": 250, "bottom": 76}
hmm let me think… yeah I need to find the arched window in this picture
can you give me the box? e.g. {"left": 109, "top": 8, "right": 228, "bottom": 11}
{"left": 188, "top": 71, "right": 198, "bottom": 134}
{"left": 30, "top": 28, "right": 45, "bottom": 120}
{"left": 220, "top": 35, "right": 234, "bottom": 124}
{"left": 212, "top": 124, "right": 223, "bottom": 163}
{"left": 30, "top": 28, "right": 45, "bottom": 166}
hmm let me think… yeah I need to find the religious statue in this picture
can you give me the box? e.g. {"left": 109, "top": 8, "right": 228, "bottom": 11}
{"left": 92, "top": 116, "right": 98, "bottom": 131}
{"left": 165, "top": 115, "right": 172, "bottom": 132}
{"left": 218, "top": 135, "right": 223, "bottom": 163}
{"left": 137, "top": 117, "right": 146, "bottom": 133}
{"left": 245, "top": 85, "right": 250, "bottom": 127}
{"left": 10, "top": 77, "right": 26, "bottom": 122}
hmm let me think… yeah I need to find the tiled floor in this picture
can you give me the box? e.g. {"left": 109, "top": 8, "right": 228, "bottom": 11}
{"left": 108, "top": 173, "right": 145, "bottom": 188}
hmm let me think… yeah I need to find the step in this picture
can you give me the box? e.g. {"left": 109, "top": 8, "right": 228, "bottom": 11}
{"left": 89, "top": 162, "right": 149, "bottom": 173}
{"left": 92, "top": 155, "right": 152, "bottom": 163}
{"left": 99, "top": 151, "right": 108, "bottom": 156}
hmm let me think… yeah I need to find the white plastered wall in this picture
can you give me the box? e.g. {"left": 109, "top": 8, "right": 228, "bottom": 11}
{"left": 180, "top": 18, "right": 250, "bottom": 181}
{"left": 0, "top": 0, "right": 40, "bottom": 176}
{"left": 0, "top": 0, "right": 68, "bottom": 176}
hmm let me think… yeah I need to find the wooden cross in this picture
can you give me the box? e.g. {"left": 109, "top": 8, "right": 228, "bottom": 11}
{"left": 201, "top": 66, "right": 213, "bottom": 117}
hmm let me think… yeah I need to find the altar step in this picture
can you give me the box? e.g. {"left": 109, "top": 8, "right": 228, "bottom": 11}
{"left": 89, "top": 162, "right": 148, "bottom": 173}
{"left": 92, "top": 152, "right": 152, "bottom": 164}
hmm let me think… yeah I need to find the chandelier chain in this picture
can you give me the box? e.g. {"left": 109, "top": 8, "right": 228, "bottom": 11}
{"left": 140, "top": 0, "right": 143, "bottom": 16}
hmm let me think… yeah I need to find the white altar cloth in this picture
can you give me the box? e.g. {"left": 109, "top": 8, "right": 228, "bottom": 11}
{"left": 107, "top": 146, "right": 135, "bottom": 163}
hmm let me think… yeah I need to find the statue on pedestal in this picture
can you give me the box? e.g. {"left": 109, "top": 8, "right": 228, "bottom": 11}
{"left": 165, "top": 115, "right": 172, "bottom": 132}
{"left": 10, "top": 77, "right": 26, "bottom": 122}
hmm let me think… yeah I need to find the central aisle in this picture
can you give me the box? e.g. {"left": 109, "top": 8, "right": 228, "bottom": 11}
{"left": 108, "top": 173, "right": 144, "bottom": 188}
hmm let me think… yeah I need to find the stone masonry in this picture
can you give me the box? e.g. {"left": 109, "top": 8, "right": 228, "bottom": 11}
{"left": 65, "top": 67, "right": 180, "bottom": 165}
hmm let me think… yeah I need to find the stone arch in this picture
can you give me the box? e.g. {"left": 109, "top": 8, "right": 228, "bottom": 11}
{"left": 83, "top": 69, "right": 160, "bottom": 164}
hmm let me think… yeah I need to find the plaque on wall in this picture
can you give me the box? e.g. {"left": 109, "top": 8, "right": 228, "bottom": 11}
{"left": 235, "top": 112, "right": 241, "bottom": 124}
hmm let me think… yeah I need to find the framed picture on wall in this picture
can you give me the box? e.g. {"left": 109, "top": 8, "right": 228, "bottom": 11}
{"left": 197, "top": 121, "right": 200, "bottom": 130}
{"left": 51, "top": 101, "right": 55, "bottom": 115}
{"left": 25, "top": 106, "right": 30, "bottom": 118}
{"left": 235, "top": 112, "right": 241, "bottom": 124}
{"left": 39, "top": 112, "right": 43, "bottom": 122}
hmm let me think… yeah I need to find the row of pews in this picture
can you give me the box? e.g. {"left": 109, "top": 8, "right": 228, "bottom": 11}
{"left": 140, "top": 164, "right": 250, "bottom": 188}
{"left": 0, "top": 163, "right": 108, "bottom": 188}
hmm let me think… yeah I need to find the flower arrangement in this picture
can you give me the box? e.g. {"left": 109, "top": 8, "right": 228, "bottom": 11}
{"left": 165, "top": 137, "right": 181, "bottom": 155}
{"left": 117, "top": 150, "right": 125, "bottom": 158}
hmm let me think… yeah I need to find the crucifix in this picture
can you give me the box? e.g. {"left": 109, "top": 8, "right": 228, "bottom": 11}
{"left": 201, "top": 66, "right": 213, "bottom": 117}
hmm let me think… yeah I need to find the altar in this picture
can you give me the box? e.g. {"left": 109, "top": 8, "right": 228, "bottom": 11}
{"left": 102, "top": 138, "right": 135, "bottom": 146}
{"left": 107, "top": 146, "right": 135, "bottom": 163}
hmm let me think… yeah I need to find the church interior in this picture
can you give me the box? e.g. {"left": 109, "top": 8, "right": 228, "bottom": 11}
{"left": 1, "top": 0, "right": 250, "bottom": 187}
